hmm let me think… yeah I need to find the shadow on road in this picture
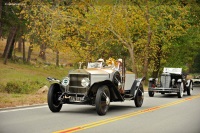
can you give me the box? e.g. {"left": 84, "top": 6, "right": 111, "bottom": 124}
{"left": 58, "top": 103, "right": 138, "bottom": 116}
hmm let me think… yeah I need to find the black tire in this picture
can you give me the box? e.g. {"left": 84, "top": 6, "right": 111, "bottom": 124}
{"left": 48, "top": 84, "right": 63, "bottom": 112}
{"left": 148, "top": 82, "right": 154, "bottom": 97}
{"left": 95, "top": 85, "right": 110, "bottom": 116}
{"left": 177, "top": 82, "right": 184, "bottom": 98}
{"left": 135, "top": 84, "right": 144, "bottom": 107}
{"left": 187, "top": 82, "right": 193, "bottom": 95}
{"left": 148, "top": 91, "right": 154, "bottom": 97}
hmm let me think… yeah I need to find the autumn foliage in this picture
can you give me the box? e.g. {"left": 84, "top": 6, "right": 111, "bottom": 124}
{"left": 1, "top": 0, "right": 200, "bottom": 78}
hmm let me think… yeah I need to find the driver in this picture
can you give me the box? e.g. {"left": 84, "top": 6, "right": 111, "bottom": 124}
{"left": 97, "top": 58, "right": 104, "bottom": 63}
{"left": 97, "top": 58, "right": 105, "bottom": 67}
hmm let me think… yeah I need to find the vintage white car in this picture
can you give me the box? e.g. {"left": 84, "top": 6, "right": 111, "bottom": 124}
{"left": 148, "top": 67, "right": 193, "bottom": 98}
{"left": 47, "top": 59, "right": 145, "bottom": 115}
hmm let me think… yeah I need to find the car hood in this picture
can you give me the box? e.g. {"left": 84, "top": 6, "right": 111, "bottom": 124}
{"left": 86, "top": 68, "right": 115, "bottom": 74}
{"left": 69, "top": 68, "right": 115, "bottom": 75}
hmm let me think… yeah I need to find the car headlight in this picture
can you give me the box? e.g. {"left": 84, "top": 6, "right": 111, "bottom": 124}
{"left": 61, "top": 77, "right": 70, "bottom": 87}
{"left": 81, "top": 78, "right": 90, "bottom": 87}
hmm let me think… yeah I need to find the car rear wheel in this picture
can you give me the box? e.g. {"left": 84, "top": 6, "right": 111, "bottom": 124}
{"left": 135, "top": 84, "right": 144, "bottom": 107}
{"left": 148, "top": 82, "right": 154, "bottom": 97}
{"left": 187, "top": 82, "right": 193, "bottom": 95}
{"left": 177, "top": 82, "right": 184, "bottom": 98}
{"left": 48, "top": 83, "right": 63, "bottom": 112}
{"left": 95, "top": 85, "right": 110, "bottom": 116}
{"left": 148, "top": 91, "right": 154, "bottom": 97}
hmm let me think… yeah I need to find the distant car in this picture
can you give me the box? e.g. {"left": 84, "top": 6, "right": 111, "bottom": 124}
{"left": 192, "top": 75, "right": 200, "bottom": 86}
{"left": 47, "top": 59, "right": 145, "bottom": 115}
{"left": 148, "top": 67, "right": 193, "bottom": 98}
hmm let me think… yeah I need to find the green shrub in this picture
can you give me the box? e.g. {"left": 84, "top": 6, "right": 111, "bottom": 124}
{"left": 5, "top": 81, "right": 21, "bottom": 93}
{"left": 0, "top": 83, "right": 6, "bottom": 92}
{"left": 4, "top": 80, "right": 44, "bottom": 94}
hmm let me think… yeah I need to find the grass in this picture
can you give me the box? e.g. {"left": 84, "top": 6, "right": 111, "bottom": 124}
{"left": 0, "top": 58, "right": 69, "bottom": 85}
{"left": 0, "top": 39, "right": 76, "bottom": 108}
{"left": 0, "top": 56, "right": 72, "bottom": 108}
{"left": 0, "top": 93, "right": 47, "bottom": 108}
{"left": 0, "top": 58, "right": 73, "bottom": 108}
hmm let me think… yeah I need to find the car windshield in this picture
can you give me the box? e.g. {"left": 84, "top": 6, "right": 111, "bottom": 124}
{"left": 87, "top": 62, "right": 103, "bottom": 68}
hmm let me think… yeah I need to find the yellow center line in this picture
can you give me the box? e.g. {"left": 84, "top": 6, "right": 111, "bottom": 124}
{"left": 54, "top": 94, "right": 200, "bottom": 133}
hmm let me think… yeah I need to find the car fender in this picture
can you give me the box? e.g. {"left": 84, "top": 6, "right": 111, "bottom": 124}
{"left": 130, "top": 77, "right": 145, "bottom": 99}
{"left": 50, "top": 83, "right": 65, "bottom": 92}
{"left": 149, "top": 78, "right": 155, "bottom": 82}
{"left": 186, "top": 79, "right": 193, "bottom": 88}
{"left": 89, "top": 80, "right": 124, "bottom": 101}
{"left": 177, "top": 79, "right": 182, "bottom": 83}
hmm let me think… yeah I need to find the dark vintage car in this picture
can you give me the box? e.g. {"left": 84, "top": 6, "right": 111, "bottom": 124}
{"left": 148, "top": 67, "right": 193, "bottom": 98}
{"left": 47, "top": 59, "right": 145, "bottom": 115}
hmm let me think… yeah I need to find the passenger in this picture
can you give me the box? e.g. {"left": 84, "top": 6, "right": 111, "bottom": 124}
{"left": 115, "top": 58, "right": 122, "bottom": 71}
{"left": 106, "top": 57, "right": 115, "bottom": 68}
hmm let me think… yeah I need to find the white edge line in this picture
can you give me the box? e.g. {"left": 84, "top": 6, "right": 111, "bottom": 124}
{"left": 0, "top": 105, "right": 47, "bottom": 113}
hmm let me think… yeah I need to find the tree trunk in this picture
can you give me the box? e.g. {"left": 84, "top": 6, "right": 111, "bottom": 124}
{"left": 18, "top": 38, "right": 22, "bottom": 52}
{"left": 56, "top": 50, "right": 59, "bottom": 67}
{"left": 22, "top": 39, "right": 26, "bottom": 63}
{"left": 143, "top": 0, "right": 152, "bottom": 79}
{"left": 152, "top": 44, "right": 162, "bottom": 78}
{"left": 27, "top": 42, "right": 33, "bottom": 63}
{"left": 13, "top": 42, "right": 17, "bottom": 60}
{"left": 8, "top": 38, "right": 15, "bottom": 58}
{"left": 127, "top": 45, "right": 138, "bottom": 78}
{"left": 2, "top": 26, "right": 17, "bottom": 58}
{"left": 38, "top": 44, "right": 46, "bottom": 61}
{"left": 3, "top": 26, "right": 18, "bottom": 64}
{"left": 0, "top": 0, "right": 2, "bottom": 38}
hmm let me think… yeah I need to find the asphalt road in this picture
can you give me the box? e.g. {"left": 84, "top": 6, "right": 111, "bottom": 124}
{"left": 0, "top": 87, "right": 200, "bottom": 133}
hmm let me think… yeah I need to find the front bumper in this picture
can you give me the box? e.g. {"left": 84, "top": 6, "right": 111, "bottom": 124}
{"left": 148, "top": 87, "right": 179, "bottom": 93}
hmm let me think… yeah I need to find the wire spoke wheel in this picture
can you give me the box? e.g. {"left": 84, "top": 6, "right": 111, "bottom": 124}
{"left": 187, "top": 82, "right": 193, "bottom": 95}
{"left": 177, "top": 82, "right": 184, "bottom": 98}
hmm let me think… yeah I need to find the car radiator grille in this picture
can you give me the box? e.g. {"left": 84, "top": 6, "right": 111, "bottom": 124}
{"left": 69, "top": 74, "right": 89, "bottom": 93}
{"left": 161, "top": 74, "right": 171, "bottom": 88}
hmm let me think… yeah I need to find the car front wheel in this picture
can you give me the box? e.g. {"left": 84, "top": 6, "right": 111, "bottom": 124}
{"left": 95, "top": 85, "right": 110, "bottom": 116}
{"left": 187, "top": 82, "right": 193, "bottom": 95}
{"left": 177, "top": 82, "right": 184, "bottom": 98}
{"left": 48, "top": 83, "right": 63, "bottom": 112}
{"left": 135, "top": 84, "right": 144, "bottom": 107}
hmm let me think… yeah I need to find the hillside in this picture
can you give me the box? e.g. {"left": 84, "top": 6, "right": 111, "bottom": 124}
{"left": 0, "top": 40, "right": 73, "bottom": 108}
{"left": 0, "top": 57, "right": 72, "bottom": 108}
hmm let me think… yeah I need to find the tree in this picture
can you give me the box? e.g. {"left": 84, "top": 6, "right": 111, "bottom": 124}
{"left": 82, "top": 3, "right": 149, "bottom": 77}
{"left": 146, "top": 1, "right": 194, "bottom": 77}
{"left": 0, "top": 0, "right": 2, "bottom": 38}
{"left": 191, "top": 53, "right": 200, "bottom": 73}
{"left": 14, "top": 0, "right": 200, "bottom": 75}
{"left": 1, "top": 0, "right": 26, "bottom": 64}
{"left": 21, "top": 0, "right": 89, "bottom": 65}
{"left": 3, "top": 26, "right": 18, "bottom": 64}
